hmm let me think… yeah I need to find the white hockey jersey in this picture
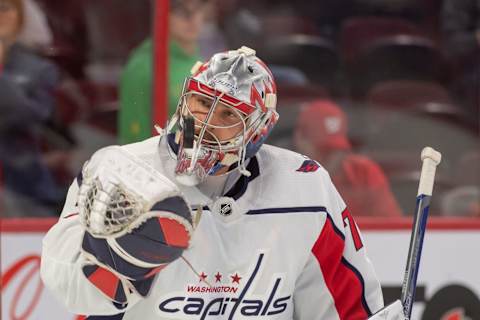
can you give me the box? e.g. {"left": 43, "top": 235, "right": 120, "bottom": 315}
{"left": 41, "top": 134, "right": 384, "bottom": 319}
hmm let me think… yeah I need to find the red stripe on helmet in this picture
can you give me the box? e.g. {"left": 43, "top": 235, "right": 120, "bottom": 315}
{"left": 255, "top": 58, "right": 277, "bottom": 93}
{"left": 193, "top": 62, "right": 209, "bottom": 76}
{"left": 250, "top": 85, "right": 267, "bottom": 112}
{"left": 187, "top": 79, "right": 256, "bottom": 115}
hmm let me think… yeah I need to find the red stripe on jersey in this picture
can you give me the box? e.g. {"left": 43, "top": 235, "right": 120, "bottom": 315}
{"left": 311, "top": 216, "right": 369, "bottom": 319}
{"left": 63, "top": 212, "right": 79, "bottom": 219}
{"left": 342, "top": 208, "right": 364, "bottom": 251}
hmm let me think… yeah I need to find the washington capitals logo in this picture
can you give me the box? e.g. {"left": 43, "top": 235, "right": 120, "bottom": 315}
{"left": 296, "top": 159, "right": 320, "bottom": 173}
{"left": 157, "top": 253, "right": 291, "bottom": 319}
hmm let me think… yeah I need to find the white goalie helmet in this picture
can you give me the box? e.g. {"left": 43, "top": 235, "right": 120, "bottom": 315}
{"left": 167, "top": 46, "right": 279, "bottom": 186}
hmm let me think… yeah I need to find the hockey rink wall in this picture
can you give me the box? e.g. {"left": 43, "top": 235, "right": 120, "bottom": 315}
{"left": 1, "top": 217, "right": 480, "bottom": 320}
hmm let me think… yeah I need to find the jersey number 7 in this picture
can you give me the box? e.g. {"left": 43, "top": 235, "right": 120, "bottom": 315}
{"left": 342, "top": 209, "right": 364, "bottom": 251}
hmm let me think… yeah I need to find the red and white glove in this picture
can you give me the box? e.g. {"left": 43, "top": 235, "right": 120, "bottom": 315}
{"left": 77, "top": 146, "right": 194, "bottom": 304}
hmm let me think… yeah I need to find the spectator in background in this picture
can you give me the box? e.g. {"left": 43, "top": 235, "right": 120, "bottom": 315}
{"left": 16, "top": 0, "right": 52, "bottom": 50}
{"left": 441, "top": 150, "right": 480, "bottom": 217}
{"left": 0, "top": 0, "right": 64, "bottom": 216}
{"left": 441, "top": 0, "right": 479, "bottom": 65}
{"left": 119, "top": 0, "right": 210, "bottom": 144}
{"left": 197, "top": 0, "right": 227, "bottom": 59}
{"left": 294, "top": 99, "right": 403, "bottom": 217}
{"left": 440, "top": 0, "right": 480, "bottom": 125}
{"left": 441, "top": 186, "right": 480, "bottom": 217}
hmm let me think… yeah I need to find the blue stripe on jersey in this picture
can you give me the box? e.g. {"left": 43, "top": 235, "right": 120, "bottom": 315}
{"left": 246, "top": 206, "right": 346, "bottom": 241}
{"left": 246, "top": 206, "right": 327, "bottom": 215}
{"left": 341, "top": 257, "right": 373, "bottom": 316}
{"left": 87, "top": 313, "right": 124, "bottom": 320}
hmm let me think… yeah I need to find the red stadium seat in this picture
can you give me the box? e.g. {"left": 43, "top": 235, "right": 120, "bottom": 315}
{"left": 36, "top": 0, "right": 151, "bottom": 78}
{"left": 278, "top": 84, "right": 330, "bottom": 102}
{"left": 340, "top": 16, "right": 423, "bottom": 63}
{"left": 347, "top": 34, "right": 447, "bottom": 97}
{"left": 366, "top": 80, "right": 470, "bottom": 128}
{"left": 366, "top": 80, "right": 452, "bottom": 110}
{"left": 364, "top": 150, "right": 453, "bottom": 216}
{"left": 262, "top": 13, "right": 317, "bottom": 36}
{"left": 257, "top": 34, "right": 340, "bottom": 90}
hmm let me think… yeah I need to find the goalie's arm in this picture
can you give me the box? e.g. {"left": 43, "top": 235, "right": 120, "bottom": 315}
{"left": 293, "top": 172, "right": 384, "bottom": 319}
{"left": 40, "top": 180, "right": 135, "bottom": 315}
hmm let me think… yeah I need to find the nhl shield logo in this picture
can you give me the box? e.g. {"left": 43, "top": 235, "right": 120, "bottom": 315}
{"left": 220, "top": 203, "right": 232, "bottom": 216}
{"left": 212, "top": 197, "right": 239, "bottom": 220}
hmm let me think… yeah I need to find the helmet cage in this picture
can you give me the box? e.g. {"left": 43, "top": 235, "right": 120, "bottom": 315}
{"left": 169, "top": 77, "right": 272, "bottom": 179}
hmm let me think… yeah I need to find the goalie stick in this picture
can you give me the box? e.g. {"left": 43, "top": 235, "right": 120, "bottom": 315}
{"left": 369, "top": 147, "right": 441, "bottom": 320}
{"left": 400, "top": 147, "right": 441, "bottom": 319}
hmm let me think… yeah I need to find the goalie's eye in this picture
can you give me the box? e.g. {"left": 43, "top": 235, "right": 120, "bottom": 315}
{"left": 197, "top": 96, "right": 211, "bottom": 108}
{"left": 187, "top": 94, "right": 212, "bottom": 110}
{"left": 221, "top": 109, "right": 237, "bottom": 119}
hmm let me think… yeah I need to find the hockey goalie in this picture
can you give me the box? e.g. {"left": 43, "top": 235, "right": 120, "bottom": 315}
{"left": 41, "top": 47, "right": 406, "bottom": 319}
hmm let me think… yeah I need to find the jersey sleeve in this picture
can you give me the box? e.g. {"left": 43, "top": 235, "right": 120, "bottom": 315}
{"left": 40, "top": 179, "right": 140, "bottom": 315}
{"left": 293, "top": 173, "right": 384, "bottom": 320}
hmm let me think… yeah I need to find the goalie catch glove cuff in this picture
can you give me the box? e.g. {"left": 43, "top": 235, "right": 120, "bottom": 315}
{"left": 77, "top": 146, "right": 194, "bottom": 303}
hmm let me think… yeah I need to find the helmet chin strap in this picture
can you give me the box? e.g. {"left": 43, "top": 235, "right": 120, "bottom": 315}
{"left": 237, "top": 135, "right": 252, "bottom": 177}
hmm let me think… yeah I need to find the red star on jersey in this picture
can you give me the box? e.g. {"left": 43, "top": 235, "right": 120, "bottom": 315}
{"left": 214, "top": 272, "right": 222, "bottom": 282}
{"left": 230, "top": 273, "right": 242, "bottom": 284}
{"left": 199, "top": 272, "right": 207, "bottom": 282}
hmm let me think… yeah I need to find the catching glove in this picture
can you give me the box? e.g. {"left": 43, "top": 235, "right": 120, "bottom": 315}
{"left": 77, "top": 146, "right": 193, "bottom": 304}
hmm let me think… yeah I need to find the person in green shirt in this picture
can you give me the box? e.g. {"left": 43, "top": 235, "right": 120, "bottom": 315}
{"left": 119, "top": 0, "right": 209, "bottom": 144}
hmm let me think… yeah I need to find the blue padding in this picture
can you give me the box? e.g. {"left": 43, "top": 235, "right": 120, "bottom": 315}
{"left": 132, "top": 276, "right": 157, "bottom": 296}
{"left": 87, "top": 313, "right": 124, "bottom": 320}
{"left": 82, "top": 233, "right": 153, "bottom": 279}
{"left": 150, "top": 196, "right": 192, "bottom": 224}
{"left": 116, "top": 230, "right": 185, "bottom": 264}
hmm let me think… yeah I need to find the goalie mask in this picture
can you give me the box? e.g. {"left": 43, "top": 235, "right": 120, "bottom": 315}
{"left": 167, "top": 46, "right": 278, "bottom": 186}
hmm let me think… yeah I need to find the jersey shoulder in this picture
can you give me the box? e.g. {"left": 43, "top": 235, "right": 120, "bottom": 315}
{"left": 255, "top": 144, "right": 342, "bottom": 209}
{"left": 258, "top": 144, "right": 328, "bottom": 180}
{"left": 121, "top": 136, "right": 160, "bottom": 156}
{"left": 85, "top": 136, "right": 161, "bottom": 171}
